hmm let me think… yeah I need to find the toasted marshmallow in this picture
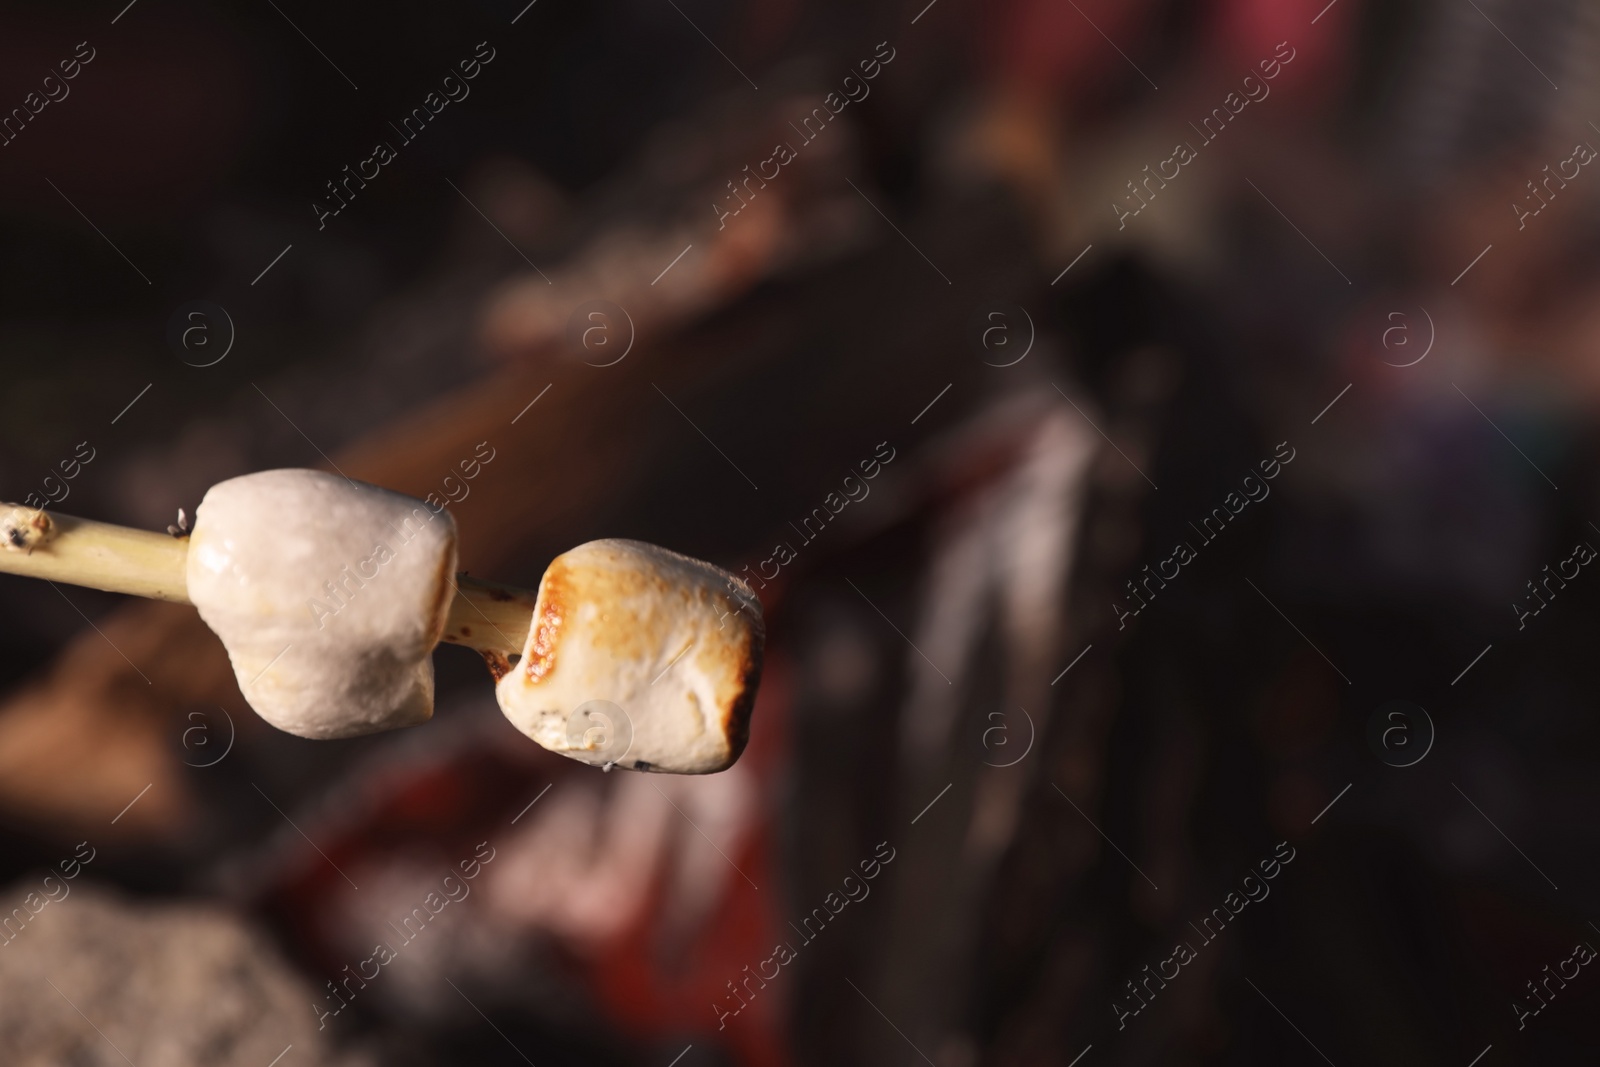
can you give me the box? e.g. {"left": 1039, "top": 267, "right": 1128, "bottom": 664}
{"left": 186, "top": 469, "right": 457, "bottom": 739}
{"left": 495, "top": 539, "right": 763, "bottom": 774}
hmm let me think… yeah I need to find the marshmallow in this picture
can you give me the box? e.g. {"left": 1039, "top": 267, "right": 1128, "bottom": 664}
{"left": 186, "top": 469, "right": 457, "bottom": 739}
{"left": 495, "top": 539, "right": 763, "bottom": 774}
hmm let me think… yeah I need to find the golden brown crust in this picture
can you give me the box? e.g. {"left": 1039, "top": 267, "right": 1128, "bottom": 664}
{"left": 718, "top": 608, "right": 764, "bottom": 768}
{"left": 522, "top": 560, "right": 569, "bottom": 683}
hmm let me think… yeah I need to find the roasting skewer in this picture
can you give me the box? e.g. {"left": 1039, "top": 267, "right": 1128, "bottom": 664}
{"left": 0, "top": 470, "right": 763, "bottom": 774}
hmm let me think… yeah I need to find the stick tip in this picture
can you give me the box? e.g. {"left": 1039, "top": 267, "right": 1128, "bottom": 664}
{"left": 2, "top": 506, "right": 54, "bottom": 554}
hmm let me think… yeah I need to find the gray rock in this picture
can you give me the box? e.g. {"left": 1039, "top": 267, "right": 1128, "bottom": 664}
{"left": 0, "top": 879, "right": 370, "bottom": 1067}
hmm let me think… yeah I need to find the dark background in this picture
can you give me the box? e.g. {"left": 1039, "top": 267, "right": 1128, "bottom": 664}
{"left": 1, "top": 0, "right": 1598, "bottom": 1064}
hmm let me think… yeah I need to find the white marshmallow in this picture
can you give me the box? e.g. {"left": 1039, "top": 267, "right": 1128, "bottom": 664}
{"left": 495, "top": 539, "right": 763, "bottom": 774}
{"left": 186, "top": 469, "right": 458, "bottom": 739}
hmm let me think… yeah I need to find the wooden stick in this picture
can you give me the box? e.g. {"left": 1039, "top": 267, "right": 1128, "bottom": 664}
{"left": 0, "top": 504, "right": 532, "bottom": 655}
{"left": 438, "top": 575, "right": 537, "bottom": 656}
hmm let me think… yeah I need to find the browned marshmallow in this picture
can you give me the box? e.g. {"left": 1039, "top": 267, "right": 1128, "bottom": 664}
{"left": 495, "top": 539, "right": 763, "bottom": 773}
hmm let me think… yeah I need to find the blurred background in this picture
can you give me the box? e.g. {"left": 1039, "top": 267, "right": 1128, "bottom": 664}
{"left": 1, "top": 0, "right": 1599, "bottom": 1062}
